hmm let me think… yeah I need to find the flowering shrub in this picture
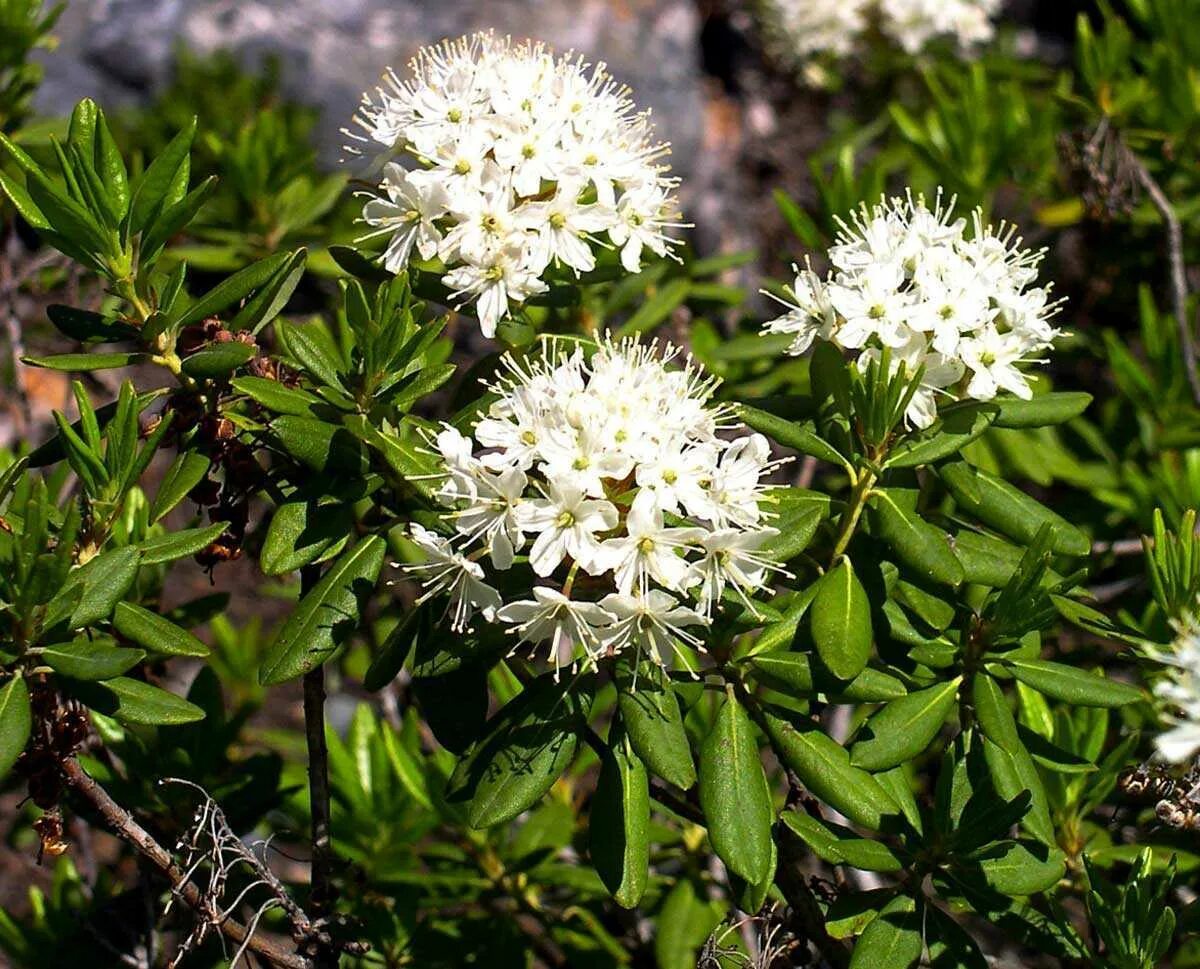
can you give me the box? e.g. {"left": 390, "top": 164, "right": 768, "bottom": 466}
{"left": 346, "top": 32, "right": 682, "bottom": 335}
{"left": 763, "top": 192, "right": 1061, "bottom": 427}
{"left": 407, "top": 337, "right": 780, "bottom": 670}
{"left": 1, "top": 4, "right": 1199, "bottom": 969}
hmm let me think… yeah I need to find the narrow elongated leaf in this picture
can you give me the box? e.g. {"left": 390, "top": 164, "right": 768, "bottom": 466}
{"left": 46, "top": 546, "right": 141, "bottom": 630}
{"left": 259, "top": 536, "right": 386, "bottom": 684}
{"left": 42, "top": 638, "right": 144, "bottom": 680}
{"left": 851, "top": 678, "right": 961, "bottom": 771}
{"left": 870, "top": 490, "right": 964, "bottom": 586}
{"left": 992, "top": 392, "right": 1091, "bottom": 428}
{"left": 699, "top": 692, "right": 774, "bottom": 884}
{"left": 270, "top": 416, "right": 369, "bottom": 475}
{"left": 46, "top": 305, "right": 137, "bottom": 343}
{"left": 747, "top": 651, "right": 907, "bottom": 702}
{"left": 591, "top": 730, "right": 650, "bottom": 907}
{"left": 973, "top": 673, "right": 1020, "bottom": 751}
{"left": 174, "top": 251, "right": 296, "bottom": 329}
{"left": 738, "top": 403, "right": 848, "bottom": 467}
{"left": 261, "top": 499, "right": 353, "bottom": 576}
{"left": 151, "top": 451, "right": 211, "bottom": 522}
{"left": 782, "top": 810, "right": 903, "bottom": 872}
{"left": 811, "top": 560, "right": 872, "bottom": 680}
{"left": 762, "top": 711, "right": 897, "bottom": 831}
{"left": 849, "top": 895, "right": 922, "bottom": 969}
{"left": 1002, "top": 659, "right": 1143, "bottom": 708}
{"left": 614, "top": 659, "right": 695, "bottom": 790}
{"left": 180, "top": 342, "right": 257, "bottom": 378}
{"left": 381, "top": 722, "right": 433, "bottom": 811}
{"left": 887, "top": 402, "right": 997, "bottom": 468}
{"left": 129, "top": 117, "right": 195, "bottom": 234}
{"left": 447, "top": 677, "right": 585, "bottom": 828}
{"left": 365, "top": 603, "right": 432, "bottom": 691}
{"left": 0, "top": 676, "right": 32, "bottom": 780}
{"left": 231, "top": 376, "right": 325, "bottom": 418}
{"left": 136, "top": 522, "right": 228, "bottom": 566}
{"left": 975, "top": 841, "right": 1066, "bottom": 895}
{"left": 982, "top": 736, "right": 1055, "bottom": 845}
{"left": 70, "top": 676, "right": 204, "bottom": 725}
{"left": 940, "top": 462, "right": 1089, "bottom": 556}
{"left": 23, "top": 352, "right": 145, "bottom": 372}
{"left": 231, "top": 248, "right": 307, "bottom": 333}
{"left": 112, "top": 601, "right": 209, "bottom": 657}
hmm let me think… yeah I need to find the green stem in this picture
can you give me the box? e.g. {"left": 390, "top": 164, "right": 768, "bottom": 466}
{"left": 829, "top": 468, "right": 877, "bottom": 564}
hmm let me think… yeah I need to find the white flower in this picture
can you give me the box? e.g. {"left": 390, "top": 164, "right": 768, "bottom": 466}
{"left": 398, "top": 335, "right": 781, "bottom": 677}
{"left": 597, "top": 490, "right": 704, "bottom": 595}
{"left": 758, "top": 0, "right": 871, "bottom": 63}
{"left": 1148, "top": 617, "right": 1200, "bottom": 764}
{"left": 346, "top": 32, "right": 683, "bottom": 335}
{"left": 761, "top": 190, "right": 1062, "bottom": 429}
{"left": 404, "top": 524, "right": 501, "bottom": 632}
{"left": 442, "top": 242, "right": 549, "bottom": 338}
{"left": 361, "top": 164, "right": 448, "bottom": 271}
{"left": 879, "top": 0, "right": 1002, "bottom": 55}
{"left": 520, "top": 479, "right": 618, "bottom": 577}
{"left": 690, "top": 527, "right": 785, "bottom": 616}
{"left": 596, "top": 590, "right": 710, "bottom": 673}
{"left": 497, "top": 587, "right": 615, "bottom": 676}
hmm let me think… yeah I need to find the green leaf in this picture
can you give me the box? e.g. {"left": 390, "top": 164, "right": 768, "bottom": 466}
{"left": 269, "top": 416, "right": 369, "bottom": 475}
{"left": 849, "top": 895, "right": 922, "bottom": 969}
{"left": 992, "top": 392, "right": 1091, "bottom": 428}
{"left": 48, "top": 546, "right": 141, "bottom": 630}
{"left": 180, "top": 342, "right": 257, "bottom": 378}
{"left": 746, "top": 651, "right": 907, "bottom": 702}
{"left": 782, "top": 810, "right": 904, "bottom": 872}
{"left": 129, "top": 117, "right": 195, "bottom": 234}
{"left": 94, "top": 111, "right": 129, "bottom": 220}
{"left": 1001, "top": 659, "right": 1143, "bottom": 708}
{"left": 738, "top": 403, "right": 848, "bottom": 467}
{"left": 150, "top": 451, "right": 211, "bottom": 522}
{"left": 364, "top": 603, "right": 432, "bottom": 692}
{"left": 42, "top": 638, "right": 144, "bottom": 680}
{"left": 939, "top": 462, "right": 1090, "bottom": 556}
{"left": 174, "top": 251, "right": 296, "bottom": 330}
{"left": 762, "top": 711, "right": 898, "bottom": 831}
{"left": 851, "top": 678, "right": 962, "bottom": 771}
{"left": 811, "top": 560, "right": 872, "bottom": 680}
{"left": 614, "top": 277, "right": 689, "bottom": 338}
{"left": 45, "top": 305, "right": 137, "bottom": 343}
{"left": 231, "top": 248, "right": 307, "bottom": 333}
{"left": 972, "top": 673, "right": 1020, "bottom": 751}
{"left": 654, "top": 877, "right": 724, "bottom": 969}
{"left": 448, "top": 677, "right": 585, "bottom": 828}
{"left": 261, "top": 499, "right": 353, "bottom": 576}
{"left": 259, "top": 535, "right": 386, "bottom": 685}
{"left": 22, "top": 352, "right": 146, "bottom": 372}
{"left": 698, "top": 691, "right": 774, "bottom": 884}
{"left": 887, "top": 402, "right": 997, "bottom": 468}
{"left": 135, "top": 522, "right": 228, "bottom": 566}
{"left": 0, "top": 676, "right": 32, "bottom": 781}
{"left": 112, "top": 602, "right": 209, "bottom": 657}
{"left": 975, "top": 841, "right": 1066, "bottom": 896}
{"left": 870, "top": 490, "right": 964, "bottom": 587}
{"left": 614, "top": 660, "right": 696, "bottom": 790}
{"left": 70, "top": 676, "right": 204, "bottom": 725}
{"left": 381, "top": 720, "right": 433, "bottom": 811}
{"left": 275, "top": 319, "right": 346, "bottom": 389}
{"left": 591, "top": 730, "right": 650, "bottom": 908}
{"left": 982, "top": 737, "right": 1055, "bottom": 845}
{"left": 231, "top": 376, "right": 325, "bottom": 418}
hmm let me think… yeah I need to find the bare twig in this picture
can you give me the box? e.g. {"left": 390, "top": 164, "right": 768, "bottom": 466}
{"left": 60, "top": 758, "right": 313, "bottom": 969}
{"left": 1129, "top": 155, "right": 1200, "bottom": 406}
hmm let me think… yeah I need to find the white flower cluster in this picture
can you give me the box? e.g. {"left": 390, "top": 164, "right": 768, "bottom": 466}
{"left": 762, "top": 191, "right": 1061, "bottom": 429}
{"left": 758, "top": 0, "right": 1003, "bottom": 73}
{"left": 403, "top": 337, "right": 783, "bottom": 675}
{"left": 1149, "top": 618, "right": 1200, "bottom": 764}
{"left": 345, "top": 32, "right": 683, "bottom": 338}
